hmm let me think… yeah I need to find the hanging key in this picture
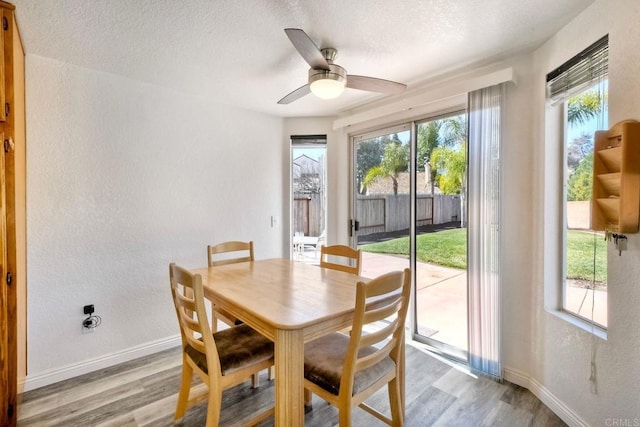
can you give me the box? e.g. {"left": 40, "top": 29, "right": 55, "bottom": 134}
{"left": 617, "top": 235, "right": 627, "bottom": 256}
{"left": 606, "top": 229, "right": 614, "bottom": 242}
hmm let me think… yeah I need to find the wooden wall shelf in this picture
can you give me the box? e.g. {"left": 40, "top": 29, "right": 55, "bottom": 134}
{"left": 591, "top": 120, "right": 640, "bottom": 233}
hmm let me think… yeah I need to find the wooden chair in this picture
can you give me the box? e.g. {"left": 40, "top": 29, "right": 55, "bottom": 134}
{"left": 207, "top": 241, "right": 254, "bottom": 332}
{"left": 206, "top": 241, "right": 273, "bottom": 383}
{"left": 303, "top": 268, "right": 411, "bottom": 426}
{"left": 169, "top": 263, "right": 274, "bottom": 427}
{"left": 320, "top": 244, "right": 362, "bottom": 275}
{"left": 207, "top": 240, "right": 254, "bottom": 267}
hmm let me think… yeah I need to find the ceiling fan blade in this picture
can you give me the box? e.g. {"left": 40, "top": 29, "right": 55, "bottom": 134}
{"left": 346, "top": 75, "right": 407, "bottom": 94}
{"left": 277, "top": 84, "right": 311, "bottom": 104}
{"left": 284, "top": 28, "right": 330, "bottom": 71}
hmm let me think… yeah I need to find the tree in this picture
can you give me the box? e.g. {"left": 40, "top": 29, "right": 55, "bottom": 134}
{"left": 567, "top": 90, "right": 604, "bottom": 126}
{"left": 417, "top": 121, "right": 443, "bottom": 194}
{"left": 430, "top": 143, "right": 466, "bottom": 195}
{"left": 565, "top": 88, "right": 604, "bottom": 203}
{"left": 417, "top": 115, "right": 466, "bottom": 194}
{"left": 417, "top": 121, "right": 442, "bottom": 169}
{"left": 362, "top": 138, "right": 409, "bottom": 195}
{"left": 441, "top": 114, "right": 467, "bottom": 147}
{"left": 356, "top": 138, "right": 385, "bottom": 195}
{"left": 567, "top": 152, "right": 593, "bottom": 201}
{"left": 567, "top": 133, "right": 594, "bottom": 172}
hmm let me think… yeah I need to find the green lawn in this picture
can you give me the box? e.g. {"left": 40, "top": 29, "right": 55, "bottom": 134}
{"left": 361, "top": 228, "right": 466, "bottom": 269}
{"left": 361, "top": 228, "right": 607, "bottom": 283}
{"left": 566, "top": 230, "right": 607, "bottom": 283}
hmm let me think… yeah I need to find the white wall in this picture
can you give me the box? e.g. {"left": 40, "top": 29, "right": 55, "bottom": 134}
{"left": 25, "top": 55, "right": 284, "bottom": 383}
{"left": 530, "top": 0, "right": 640, "bottom": 423}
{"left": 500, "top": 53, "right": 537, "bottom": 378}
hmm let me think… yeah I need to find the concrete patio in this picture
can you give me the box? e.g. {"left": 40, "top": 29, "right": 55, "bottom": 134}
{"left": 360, "top": 251, "right": 468, "bottom": 350}
{"left": 296, "top": 247, "right": 608, "bottom": 353}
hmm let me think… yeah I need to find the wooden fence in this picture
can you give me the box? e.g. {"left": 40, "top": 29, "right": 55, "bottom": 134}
{"left": 293, "top": 193, "right": 462, "bottom": 238}
{"left": 293, "top": 193, "right": 324, "bottom": 237}
{"left": 356, "top": 194, "right": 461, "bottom": 235}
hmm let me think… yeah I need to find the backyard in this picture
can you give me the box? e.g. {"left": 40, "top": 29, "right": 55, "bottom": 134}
{"left": 361, "top": 228, "right": 607, "bottom": 285}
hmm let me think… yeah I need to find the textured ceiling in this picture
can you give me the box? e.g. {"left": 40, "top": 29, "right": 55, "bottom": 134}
{"left": 12, "top": 0, "right": 593, "bottom": 118}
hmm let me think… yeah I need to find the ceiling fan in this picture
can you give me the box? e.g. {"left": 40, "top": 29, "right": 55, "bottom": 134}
{"left": 278, "top": 28, "right": 407, "bottom": 104}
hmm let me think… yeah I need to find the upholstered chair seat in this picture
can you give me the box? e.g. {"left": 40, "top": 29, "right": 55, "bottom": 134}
{"left": 305, "top": 333, "right": 396, "bottom": 396}
{"left": 185, "top": 324, "right": 273, "bottom": 375}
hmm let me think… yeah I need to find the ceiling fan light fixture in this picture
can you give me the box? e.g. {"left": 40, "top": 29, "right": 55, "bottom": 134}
{"left": 310, "top": 78, "right": 345, "bottom": 99}
{"left": 308, "top": 64, "right": 346, "bottom": 100}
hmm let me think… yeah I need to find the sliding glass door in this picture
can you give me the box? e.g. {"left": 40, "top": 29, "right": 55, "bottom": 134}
{"left": 352, "top": 125, "right": 411, "bottom": 278}
{"left": 351, "top": 113, "right": 469, "bottom": 361}
{"left": 350, "top": 87, "right": 503, "bottom": 374}
{"left": 414, "top": 112, "right": 468, "bottom": 359}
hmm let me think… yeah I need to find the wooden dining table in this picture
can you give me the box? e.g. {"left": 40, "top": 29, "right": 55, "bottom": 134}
{"left": 191, "top": 258, "right": 405, "bottom": 426}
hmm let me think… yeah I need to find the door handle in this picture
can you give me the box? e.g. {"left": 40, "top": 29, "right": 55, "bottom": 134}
{"left": 349, "top": 219, "right": 360, "bottom": 237}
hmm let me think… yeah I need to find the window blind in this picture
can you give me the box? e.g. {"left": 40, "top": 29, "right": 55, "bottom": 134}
{"left": 546, "top": 35, "right": 608, "bottom": 103}
{"left": 468, "top": 83, "right": 504, "bottom": 380}
{"left": 291, "top": 135, "right": 327, "bottom": 146}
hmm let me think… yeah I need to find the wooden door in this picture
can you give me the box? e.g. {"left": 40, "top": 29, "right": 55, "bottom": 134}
{"left": 0, "top": 8, "right": 5, "bottom": 122}
{"left": 0, "top": 128, "right": 9, "bottom": 424}
{"left": 0, "top": 3, "right": 25, "bottom": 425}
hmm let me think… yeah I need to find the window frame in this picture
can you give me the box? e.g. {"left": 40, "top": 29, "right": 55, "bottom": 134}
{"left": 560, "top": 86, "right": 608, "bottom": 330}
{"left": 543, "top": 36, "right": 609, "bottom": 337}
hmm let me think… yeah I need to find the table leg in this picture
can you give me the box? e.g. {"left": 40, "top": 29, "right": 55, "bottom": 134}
{"left": 275, "top": 328, "right": 304, "bottom": 426}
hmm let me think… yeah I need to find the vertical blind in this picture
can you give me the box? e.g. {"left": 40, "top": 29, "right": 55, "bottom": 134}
{"left": 546, "top": 34, "right": 608, "bottom": 104}
{"left": 467, "top": 83, "right": 504, "bottom": 379}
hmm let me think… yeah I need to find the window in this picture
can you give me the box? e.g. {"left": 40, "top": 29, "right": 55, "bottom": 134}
{"left": 546, "top": 35, "right": 608, "bottom": 328}
{"left": 291, "top": 135, "right": 327, "bottom": 263}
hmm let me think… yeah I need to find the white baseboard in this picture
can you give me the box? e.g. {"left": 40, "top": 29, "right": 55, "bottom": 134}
{"left": 19, "top": 339, "right": 591, "bottom": 427}
{"left": 503, "top": 366, "right": 588, "bottom": 427}
{"left": 21, "top": 334, "right": 181, "bottom": 392}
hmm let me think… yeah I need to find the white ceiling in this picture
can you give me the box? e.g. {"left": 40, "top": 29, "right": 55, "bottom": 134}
{"left": 12, "top": 0, "right": 593, "bottom": 118}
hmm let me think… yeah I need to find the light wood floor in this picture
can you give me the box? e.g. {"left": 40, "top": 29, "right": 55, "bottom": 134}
{"left": 17, "top": 343, "right": 566, "bottom": 426}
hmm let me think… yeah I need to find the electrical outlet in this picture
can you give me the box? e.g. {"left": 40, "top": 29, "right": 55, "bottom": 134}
{"left": 83, "top": 304, "right": 96, "bottom": 333}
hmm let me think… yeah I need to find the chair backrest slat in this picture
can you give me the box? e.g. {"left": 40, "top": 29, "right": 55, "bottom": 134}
{"left": 354, "top": 339, "right": 397, "bottom": 371}
{"left": 362, "top": 298, "right": 402, "bottom": 324}
{"left": 359, "top": 320, "right": 397, "bottom": 348}
{"left": 207, "top": 241, "right": 254, "bottom": 267}
{"left": 179, "top": 310, "right": 203, "bottom": 334}
{"left": 320, "top": 244, "right": 362, "bottom": 275}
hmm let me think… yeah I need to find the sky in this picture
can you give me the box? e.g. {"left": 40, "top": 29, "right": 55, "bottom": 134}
{"left": 293, "top": 147, "right": 325, "bottom": 161}
{"left": 568, "top": 112, "right": 607, "bottom": 143}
